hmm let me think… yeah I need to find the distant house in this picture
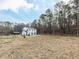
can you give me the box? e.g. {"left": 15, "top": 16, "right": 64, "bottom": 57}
{"left": 22, "top": 27, "right": 37, "bottom": 36}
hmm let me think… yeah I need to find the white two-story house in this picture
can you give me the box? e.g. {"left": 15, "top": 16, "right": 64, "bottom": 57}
{"left": 22, "top": 27, "right": 37, "bottom": 36}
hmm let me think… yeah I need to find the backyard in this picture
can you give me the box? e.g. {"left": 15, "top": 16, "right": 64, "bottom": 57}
{"left": 0, "top": 35, "right": 79, "bottom": 59}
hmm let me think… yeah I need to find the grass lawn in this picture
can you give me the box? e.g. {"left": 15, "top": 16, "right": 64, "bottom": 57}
{"left": 0, "top": 35, "right": 79, "bottom": 59}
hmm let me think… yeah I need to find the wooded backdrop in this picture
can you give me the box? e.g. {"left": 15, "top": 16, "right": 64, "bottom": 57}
{"left": 0, "top": 0, "right": 79, "bottom": 36}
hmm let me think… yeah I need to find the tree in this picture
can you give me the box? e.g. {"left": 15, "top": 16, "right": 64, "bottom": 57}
{"left": 0, "top": 21, "right": 12, "bottom": 35}
{"left": 39, "top": 9, "right": 53, "bottom": 34}
{"left": 13, "top": 23, "right": 26, "bottom": 33}
{"left": 31, "top": 0, "right": 79, "bottom": 35}
{"left": 31, "top": 19, "right": 37, "bottom": 28}
{"left": 45, "top": 9, "right": 53, "bottom": 34}
{"left": 54, "top": 1, "right": 73, "bottom": 34}
{"left": 74, "top": 0, "right": 79, "bottom": 36}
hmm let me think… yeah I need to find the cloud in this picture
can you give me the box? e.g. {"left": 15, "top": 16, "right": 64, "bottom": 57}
{"left": 0, "top": 0, "right": 34, "bottom": 11}
{"left": 0, "top": 0, "right": 67, "bottom": 23}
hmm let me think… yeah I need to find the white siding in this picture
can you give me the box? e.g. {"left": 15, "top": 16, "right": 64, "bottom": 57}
{"left": 22, "top": 27, "right": 37, "bottom": 36}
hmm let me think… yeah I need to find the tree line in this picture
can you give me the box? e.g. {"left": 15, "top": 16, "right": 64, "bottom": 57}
{"left": 0, "top": 0, "right": 79, "bottom": 36}
{"left": 31, "top": 0, "right": 79, "bottom": 35}
{"left": 0, "top": 22, "right": 27, "bottom": 35}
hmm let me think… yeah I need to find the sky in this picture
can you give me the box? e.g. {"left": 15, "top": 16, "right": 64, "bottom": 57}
{"left": 0, "top": 0, "right": 70, "bottom": 23}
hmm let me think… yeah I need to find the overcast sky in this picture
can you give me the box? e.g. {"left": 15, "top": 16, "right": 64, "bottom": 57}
{"left": 0, "top": 0, "right": 70, "bottom": 23}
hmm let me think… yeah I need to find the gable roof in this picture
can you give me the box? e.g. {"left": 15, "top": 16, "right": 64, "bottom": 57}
{"left": 22, "top": 27, "right": 37, "bottom": 31}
